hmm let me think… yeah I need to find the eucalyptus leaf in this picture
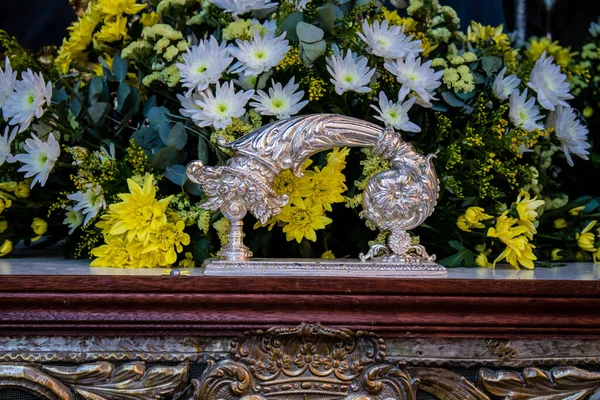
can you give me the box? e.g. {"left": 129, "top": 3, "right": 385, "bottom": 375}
{"left": 481, "top": 55, "right": 502, "bottom": 75}
{"left": 131, "top": 127, "right": 163, "bottom": 152}
{"left": 197, "top": 137, "right": 210, "bottom": 165}
{"left": 158, "top": 121, "right": 173, "bottom": 145}
{"left": 296, "top": 21, "right": 324, "bottom": 43}
{"left": 281, "top": 12, "right": 303, "bottom": 41}
{"left": 441, "top": 91, "right": 465, "bottom": 108}
{"left": 300, "top": 40, "right": 327, "bottom": 66}
{"left": 148, "top": 106, "right": 169, "bottom": 126}
{"left": 473, "top": 72, "right": 487, "bottom": 85}
{"left": 70, "top": 97, "right": 82, "bottom": 117}
{"left": 456, "top": 91, "right": 475, "bottom": 101}
{"left": 143, "top": 96, "right": 157, "bottom": 118}
{"left": 116, "top": 82, "right": 131, "bottom": 113}
{"left": 87, "top": 102, "right": 111, "bottom": 126}
{"left": 315, "top": 5, "right": 335, "bottom": 33}
{"left": 88, "top": 77, "right": 105, "bottom": 105}
{"left": 166, "top": 122, "right": 188, "bottom": 150}
{"left": 151, "top": 146, "right": 183, "bottom": 170}
{"left": 184, "top": 179, "right": 204, "bottom": 196}
{"left": 163, "top": 164, "right": 188, "bottom": 186}
{"left": 53, "top": 88, "right": 68, "bottom": 103}
{"left": 112, "top": 55, "right": 128, "bottom": 82}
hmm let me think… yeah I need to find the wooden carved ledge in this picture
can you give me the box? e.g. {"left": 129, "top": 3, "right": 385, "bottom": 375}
{"left": 4, "top": 323, "right": 600, "bottom": 399}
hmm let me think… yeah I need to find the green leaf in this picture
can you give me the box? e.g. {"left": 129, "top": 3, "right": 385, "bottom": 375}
{"left": 296, "top": 21, "right": 324, "bottom": 43}
{"left": 53, "top": 88, "right": 68, "bottom": 103}
{"left": 112, "top": 55, "right": 128, "bottom": 82}
{"left": 456, "top": 91, "right": 475, "bottom": 101}
{"left": 439, "top": 241, "right": 474, "bottom": 267}
{"left": 151, "top": 146, "right": 185, "bottom": 169}
{"left": 301, "top": 40, "right": 327, "bottom": 66}
{"left": 441, "top": 91, "right": 465, "bottom": 108}
{"left": 184, "top": 180, "right": 203, "bottom": 196}
{"left": 299, "top": 239, "right": 313, "bottom": 257}
{"left": 281, "top": 12, "right": 303, "bottom": 41}
{"left": 315, "top": 5, "right": 335, "bottom": 33}
{"left": 148, "top": 106, "right": 169, "bottom": 126}
{"left": 166, "top": 122, "right": 188, "bottom": 150}
{"left": 88, "top": 76, "right": 105, "bottom": 105}
{"left": 197, "top": 136, "right": 210, "bottom": 165}
{"left": 131, "top": 127, "right": 163, "bottom": 152}
{"left": 69, "top": 97, "right": 82, "bottom": 117}
{"left": 143, "top": 96, "right": 157, "bottom": 118}
{"left": 191, "top": 235, "right": 213, "bottom": 262}
{"left": 472, "top": 72, "right": 486, "bottom": 85}
{"left": 163, "top": 164, "right": 188, "bottom": 186}
{"left": 481, "top": 55, "right": 502, "bottom": 75}
{"left": 116, "top": 82, "right": 131, "bottom": 113}
{"left": 158, "top": 121, "right": 173, "bottom": 144}
{"left": 87, "top": 102, "right": 111, "bottom": 126}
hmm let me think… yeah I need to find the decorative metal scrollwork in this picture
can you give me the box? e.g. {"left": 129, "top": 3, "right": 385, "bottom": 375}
{"left": 187, "top": 114, "right": 440, "bottom": 266}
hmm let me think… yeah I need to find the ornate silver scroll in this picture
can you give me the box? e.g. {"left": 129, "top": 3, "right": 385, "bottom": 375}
{"left": 186, "top": 114, "right": 445, "bottom": 276}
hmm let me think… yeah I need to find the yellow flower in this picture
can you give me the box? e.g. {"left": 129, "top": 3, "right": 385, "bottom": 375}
{"left": 298, "top": 166, "right": 347, "bottom": 212}
{"left": 91, "top": 236, "right": 131, "bottom": 267}
{"left": 326, "top": 147, "right": 350, "bottom": 173}
{"left": 569, "top": 206, "right": 585, "bottom": 216}
{"left": 140, "top": 11, "right": 160, "bottom": 27}
{"left": 15, "top": 181, "right": 30, "bottom": 198}
{"left": 178, "top": 252, "right": 195, "bottom": 268}
{"left": 0, "top": 198, "right": 12, "bottom": 214}
{"left": 56, "top": 8, "right": 103, "bottom": 73}
{"left": 456, "top": 206, "right": 493, "bottom": 232}
{"left": 273, "top": 169, "right": 301, "bottom": 199}
{"left": 126, "top": 238, "right": 167, "bottom": 268}
{"left": 495, "top": 236, "right": 537, "bottom": 270}
{"left": 107, "top": 175, "right": 173, "bottom": 244}
{"left": 554, "top": 218, "right": 567, "bottom": 229}
{"left": 382, "top": 7, "right": 418, "bottom": 31}
{"left": 467, "top": 22, "right": 509, "bottom": 46}
{"left": 321, "top": 250, "right": 335, "bottom": 259}
{"left": 576, "top": 220, "right": 597, "bottom": 253}
{"left": 94, "top": 15, "right": 128, "bottom": 43}
{"left": 278, "top": 198, "right": 332, "bottom": 243}
{"left": 551, "top": 248, "right": 563, "bottom": 261}
{"left": 31, "top": 218, "right": 48, "bottom": 242}
{"left": 146, "top": 220, "right": 191, "bottom": 264}
{"left": 527, "top": 37, "right": 575, "bottom": 67}
{"left": 475, "top": 253, "right": 493, "bottom": 267}
{"left": 515, "top": 190, "right": 545, "bottom": 239}
{"left": 96, "top": 0, "right": 146, "bottom": 17}
{"left": 487, "top": 211, "right": 527, "bottom": 243}
{"left": 213, "top": 217, "right": 230, "bottom": 246}
{"left": 0, "top": 240, "right": 13, "bottom": 257}
{"left": 584, "top": 106, "right": 594, "bottom": 119}
{"left": 0, "top": 220, "right": 7, "bottom": 233}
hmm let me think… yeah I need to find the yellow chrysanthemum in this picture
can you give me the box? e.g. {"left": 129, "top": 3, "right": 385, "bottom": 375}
{"left": 0, "top": 220, "right": 7, "bottom": 233}
{"left": 576, "top": 220, "right": 597, "bottom": 253}
{"left": 475, "top": 253, "right": 492, "bottom": 267}
{"left": 31, "top": 218, "right": 48, "bottom": 242}
{"left": 527, "top": 37, "right": 575, "bottom": 67}
{"left": 0, "top": 240, "right": 13, "bottom": 257}
{"left": 326, "top": 147, "right": 350, "bottom": 173}
{"left": 96, "top": 0, "right": 146, "bottom": 17}
{"left": 278, "top": 198, "right": 332, "bottom": 243}
{"left": 126, "top": 238, "right": 167, "bottom": 268}
{"left": 0, "top": 198, "right": 12, "bottom": 214}
{"left": 273, "top": 169, "right": 301, "bottom": 199}
{"left": 298, "top": 166, "right": 347, "bottom": 212}
{"left": 487, "top": 211, "right": 527, "bottom": 243}
{"left": 382, "top": 7, "right": 418, "bottom": 31}
{"left": 554, "top": 218, "right": 567, "bottom": 229}
{"left": 178, "top": 252, "right": 195, "bottom": 268}
{"left": 569, "top": 206, "right": 585, "bottom": 216}
{"left": 321, "top": 250, "right": 335, "bottom": 259}
{"left": 456, "top": 206, "right": 493, "bottom": 232}
{"left": 495, "top": 236, "right": 537, "bottom": 270}
{"left": 515, "top": 190, "right": 545, "bottom": 239}
{"left": 146, "top": 220, "right": 191, "bottom": 264}
{"left": 56, "top": 8, "right": 103, "bottom": 73}
{"left": 140, "top": 11, "right": 161, "bottom": 27}
{"left": 90, "top": 236, "right": 131, "bottom": 267}
{"left": 94, "top": 15, "right": 129, "bottom": 43}
{"left": 551, "top": 248, "right": 563, "bottom": 261}
{"left": 108, "top": 175, "right": 173, "bottom": 243}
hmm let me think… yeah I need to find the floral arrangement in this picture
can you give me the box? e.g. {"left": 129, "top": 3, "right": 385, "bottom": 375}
{"left": 0, "top": 0, "right": 597, "bottom": 269}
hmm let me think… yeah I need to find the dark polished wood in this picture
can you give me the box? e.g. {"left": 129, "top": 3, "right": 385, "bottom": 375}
{"left": 1, "top": 273, "right": 599, "bottom": 338}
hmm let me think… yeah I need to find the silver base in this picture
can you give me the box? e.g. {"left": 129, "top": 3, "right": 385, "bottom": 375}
{"left": 202, "top": 258, "right": 447, "bottom": 277}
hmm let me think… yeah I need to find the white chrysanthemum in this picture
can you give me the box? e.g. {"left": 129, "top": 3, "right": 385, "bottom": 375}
{"left": 371, "top": 88, "right": 420, "bottom": 132}
{"left": 548, "top": 106, "right": 591, "bottom": 166}
{"left": 3, "top": 69, "right": 52, "bottom": 132}
{"left": 509, "top": 89, "right": 544, "bottom": 132}
{"left": 67, "top": 185, "right": 106, "bottom": 227}
{"left": 252, "top": 19, "right": 277, "bottom": 35}
{"left": 190, "top": 82, "right": 254, "bottom": 130}
{"left": 492, "top": 66, "right": 521, "bottom": 101}
{"left": 208, "top": 0, "right": 277, "bottom": 16}
{"left": 292, "top": 0, "right": 310, "bottom": 11}
{"left": 229, "top": 31, "right": 290, "bottom": 76}
{"left": 14, "top": 132, "right": 60, "bottom": 188}
{"left": 63, "top": 206, "right": 84, "bottom": 235}
{"left": 527, "top": 52, "right": 573, "bottom": 111}
{"left": 0, "top": 57, "right": 17, "bottom": 109}
{"left": 357, "top": 20, "right": 422, "bottom": 60}
{"left": 0, "top": 125, "right": 17, "bottom": 166}
{"left": 177, "top": 92, "right": 204, "bottom": 118}
{"left": 176, "top": 36, "right": 233, "bottom": 94}
{"left": 233, "top": 70, "right": 272, "bottom": 90}
{"left": 96, "top": 143, "right": 116, "bottom": 163}
{"left": 383, "top": 54, "right": 443, "bottom": 107}
{"left": 250, "top": 77, "right": 308, "bottom": 119}
{"left": 326, "top": 49, "right": 375, "bottom": 96}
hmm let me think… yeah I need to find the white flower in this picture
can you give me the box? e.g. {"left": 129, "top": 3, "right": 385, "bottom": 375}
{"left": 548, "top": 106, "right": 591, "bottom": 166}
{"left": 96, "top": 143, "right": 116, "bottom": 163}
{"left": 208, "top": 0, "right": 277, "bottom": 16}
{"left": 0, "top": 125, "right": 17, "bottom": 166}
{"left": 492, "top": 66, "right": 521, "bottom": 101}
{"left": 326, "top": 49, "right": 375, "bottom": 95}
{"left": 357, "top": 20, "right": 422, "bottom": 60}
{"left": 233, "top": 70, "right": 272, "bottom": 90}
{"left": 14, "top": 132, "right": 60, "bottom": 188}
{"left": 3, "top": 69, "right": 52, "bottom": 132}
{"left": 508, "top": 89, "right": 544, "bottom": 132}
{"left": 527, "top": 52, "right": 573, "bottom": 111}
{"left": 176, "top": 36, "right": 233, "bottom": 94}
{"left": 292, "top": 0, "right": 310, "bottom": 11}
{"left": 177, "top": 92, "right": 203, "bottom": 118}
{"left": 384, "top": 54, "right": 443, "bottom": 107}
{"left": 250, "top": 77, "right": 308, "bottom": 119}
{"left": 370, "top": 88, "right": 420, "bottom": 132}
{"left": 67, "top": 185, "right": 106, "bottom": 227}
{"left": 229, "top": 31, "right": 290, "bottom": 76}
{"left": 63, "top": 206, "right": 84, "bottom": 235}
{"left": 0, "top": 57, "right": 17, "bottom": 109}
{"left": 252, "top": 19, "right": 277, "bottom": 35}
{"left": 190, "top": 82, "right": 254, "bottom": 130}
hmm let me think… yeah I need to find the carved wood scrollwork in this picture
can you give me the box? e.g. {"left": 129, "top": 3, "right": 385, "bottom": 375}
{"left": 2, "top": 324, "right": 600, "bottom": 399}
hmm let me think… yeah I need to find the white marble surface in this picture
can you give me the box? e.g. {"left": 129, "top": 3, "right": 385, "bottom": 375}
{"left": 0, "top": 256, "right": 598, "bottom": 280}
